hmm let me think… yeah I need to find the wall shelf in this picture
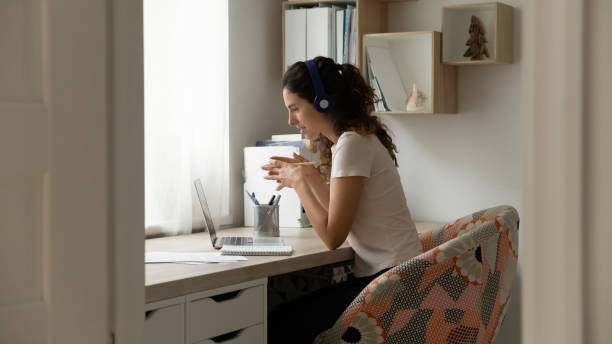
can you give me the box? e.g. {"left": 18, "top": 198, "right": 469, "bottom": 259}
{"left": 442, "top": 2, "right": 513, "bottom": 65}
{"left": 363, "top": 31, "right": 457, "bottom": 115}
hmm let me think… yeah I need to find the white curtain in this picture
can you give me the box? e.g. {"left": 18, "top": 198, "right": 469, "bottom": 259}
{"left": 144, "top": 0, "right": 230, "bottom": 237}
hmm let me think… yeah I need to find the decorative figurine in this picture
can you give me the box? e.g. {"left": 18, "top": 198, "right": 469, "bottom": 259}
{"left": 464, "top": 15, "right": 490, "bottom": 60}
{"left": 405, "top": 83, "right": 426, "bottom": 112}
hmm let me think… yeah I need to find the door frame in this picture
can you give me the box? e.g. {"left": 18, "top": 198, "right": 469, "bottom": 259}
{"left": 109, "top": 0, "right": 145, "bottom": 342}
{"left": 521, "top": 0, "right": 584, "bottom": 343}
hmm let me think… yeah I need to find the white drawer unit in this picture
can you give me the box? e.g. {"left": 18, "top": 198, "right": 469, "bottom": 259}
{"left": 194, "top": 323, "right": 264, "bottom": 344}
{"left": 186, "top": 279, "right": 267, "bottom": 344}
{"left": 144, "top": 296, "right": 185, "bottom": 344}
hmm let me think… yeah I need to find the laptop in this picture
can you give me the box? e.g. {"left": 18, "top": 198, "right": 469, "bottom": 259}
{"left": 194, "top": 179, "right": 253, "bottom": 249}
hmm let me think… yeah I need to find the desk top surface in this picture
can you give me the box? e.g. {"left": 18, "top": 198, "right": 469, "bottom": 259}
{"left": 145, "top": 223, "right": 441, "bottom": 303}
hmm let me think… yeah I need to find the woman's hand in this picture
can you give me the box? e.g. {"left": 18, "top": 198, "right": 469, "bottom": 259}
{"left": 268, "top": 152, "right": 308, "bottom": 164}
{"left": 261, "top": 153, "right": 317, "bottom": 191}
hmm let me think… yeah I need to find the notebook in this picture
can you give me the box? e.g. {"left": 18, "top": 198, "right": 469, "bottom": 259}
{"left": 221, "top": 245, "right": 293, "bottom": 256}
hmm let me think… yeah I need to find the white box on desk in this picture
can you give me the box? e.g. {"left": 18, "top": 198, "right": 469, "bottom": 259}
{"left": 244, "top": 145, "right": 315, "bottom": 228}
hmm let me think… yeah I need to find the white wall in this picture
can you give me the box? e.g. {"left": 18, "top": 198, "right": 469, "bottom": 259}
{"left": 228, "top": 0, "right": 294, "bottom": 227}
{"left": 386, "top": 1, "right": 523, "bottom": 343}
{"left": 386, "top": 0, "right": 523, "bottom": 222}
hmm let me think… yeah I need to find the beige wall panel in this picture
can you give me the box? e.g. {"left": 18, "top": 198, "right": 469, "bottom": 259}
{"left": 584, "top": 0, "right": 612, "bottom": 343}
{"left": 0, "top": 176, "right": 44, "bottom": 306}
{"left": 0, "top": 105, "right": 47, "bottom": 176}
{"left": 522, "top": 0, "right": 585, "bottom": 343}
{"left": 0, "top": 0, "right": 42, "bottom": 101}
{"left": 0, "top": 301, "right": 47, "bottom": 343}
{"left": 0, "top": 0, "right": 48, "bottom": 341}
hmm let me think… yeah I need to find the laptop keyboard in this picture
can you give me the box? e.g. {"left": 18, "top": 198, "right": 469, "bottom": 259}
{"left": 220, "top": 236, "right": 252, "bottom": 246}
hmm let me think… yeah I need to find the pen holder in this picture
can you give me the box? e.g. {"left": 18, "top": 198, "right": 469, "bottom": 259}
{"left": 253, "top": 204, "right": 280, "bottom": 237}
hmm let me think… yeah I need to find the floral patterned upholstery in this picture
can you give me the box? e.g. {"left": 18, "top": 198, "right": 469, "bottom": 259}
{"left": 314, "top": 205, "right": 519, "bottom": 344}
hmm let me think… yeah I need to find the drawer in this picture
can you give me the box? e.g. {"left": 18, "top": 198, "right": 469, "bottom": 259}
{"left": 144, "top": 302, "right": 184, "bottom": 344}
{"left": 195, "top": 323, "right": 264, "bottom": 344}
{"left": 188, "top": 285, "right": 264, "bottom": 342}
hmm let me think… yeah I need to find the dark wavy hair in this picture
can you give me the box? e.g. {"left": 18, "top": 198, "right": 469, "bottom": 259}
{"left": 282, "top": 56, "right": 398, "bottom": 176}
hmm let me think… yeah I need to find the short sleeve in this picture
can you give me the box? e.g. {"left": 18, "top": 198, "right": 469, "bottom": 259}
{"left": 331, "top": 132, "right": 373, "bottom": 178}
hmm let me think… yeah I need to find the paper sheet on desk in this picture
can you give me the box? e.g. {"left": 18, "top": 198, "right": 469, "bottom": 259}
{"left": 145, "top": 251, "right": 247, "bottom": 263}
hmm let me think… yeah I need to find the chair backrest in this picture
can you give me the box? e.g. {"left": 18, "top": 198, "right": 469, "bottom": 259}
{"left": 315, "top": 205, "right": 519, "bottom": 344}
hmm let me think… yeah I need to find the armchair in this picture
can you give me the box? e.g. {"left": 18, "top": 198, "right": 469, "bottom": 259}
{"left": 314, "top": 205, "right": 519, "bottom": 344}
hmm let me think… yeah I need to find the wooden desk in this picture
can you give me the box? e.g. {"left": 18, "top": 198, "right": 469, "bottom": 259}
{"left": 144, "top": 223, "right": 441, "bottom": 344}
{"left": 146, "top": 227, "right": 352, "bottom": 303}
{"left": 145, "top": 223, "right": 441, "bottom": 303}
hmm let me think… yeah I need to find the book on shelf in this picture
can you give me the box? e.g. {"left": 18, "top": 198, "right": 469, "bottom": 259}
{"left": 256, "top": 133, "right": 304, "bottom": 147}
{"left": 369, "top": 75, "right": 386, "bottom": 112}
{"left": 347, "top": 5, "right": 356, "bottom": 64}
{"left": 330, "top": 5, "right": 344, "bottom": 63}
{"left": 366, "top": 46, "right": 406, "bottom": 111}
{"left": 366, "top": 48, "right": 389, "bottom": 112}
{"left": 284, "top": 8, "right": 307, "bottom": 70}
{"left": 255, "top": 140, "right": 304, "bottom": 147}
{"left": 368, "top": 74, "right": 384, "bottom": 112}
{"left": 342, "top": 6, "right": 354, "bottom": 64}
{"left": 374, "top": 76, "right": 390, "bottom": 112}
{"left": 284, "top": 3, "right": 355, "bottom": 67}
{"left": 306, "top": 7, "right": 334, "bottom": 60}
{"left": 335, "top": 9, "right": 344, "bottom": 63}
{"left": 271, "top": 134, "right": 303, "bottom": 141}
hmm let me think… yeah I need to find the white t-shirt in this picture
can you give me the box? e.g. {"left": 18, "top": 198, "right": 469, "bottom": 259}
{"left": 331, "top": 131, "right": 422, "bottom": 277}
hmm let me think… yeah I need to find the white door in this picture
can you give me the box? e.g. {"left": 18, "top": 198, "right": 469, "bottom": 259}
{"left": 0, "top": 1, "right": 144, "bottom": 343}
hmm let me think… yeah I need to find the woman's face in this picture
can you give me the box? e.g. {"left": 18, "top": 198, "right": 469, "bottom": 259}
{"left": 283, "top": 88, "right": 331, "bottom": 140}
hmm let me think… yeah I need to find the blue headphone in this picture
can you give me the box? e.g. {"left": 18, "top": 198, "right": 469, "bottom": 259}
{"left": 305, "top": 59, "right": 332, "bottom": 113}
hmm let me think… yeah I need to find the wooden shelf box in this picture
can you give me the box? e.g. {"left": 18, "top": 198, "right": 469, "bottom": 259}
{"left": 362, "top": 31, "right": 457, "bottom": 115}
{"left": 282, "top": 0, "right": 388, "bottom": 72}
{"left": 442, "top": 2, "right": 514, "bottom": 65}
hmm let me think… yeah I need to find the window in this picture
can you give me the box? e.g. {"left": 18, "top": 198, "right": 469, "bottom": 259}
{"left": 144, "top": 0, "right": 229, "bottom": 237}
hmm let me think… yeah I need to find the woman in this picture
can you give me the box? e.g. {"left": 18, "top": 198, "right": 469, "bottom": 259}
{"left": 263, "top": 57, "right": 421, "bottom": 343}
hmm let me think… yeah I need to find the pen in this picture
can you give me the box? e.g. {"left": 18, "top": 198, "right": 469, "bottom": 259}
{"left": 245, "top": 190, "right": 259, "bottom": 205}
{"left": 272, "top": 194, "right": 281, "bottom": 206}
{"left": 268, "top": 195, "right": 276, "bottom": 205}
{"left": 251, "top": 192, "right": 260, "bottom": 205}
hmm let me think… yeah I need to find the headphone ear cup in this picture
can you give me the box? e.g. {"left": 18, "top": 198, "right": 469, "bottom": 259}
{"left": 319, "top": 98, "right": 330, "bottom": 111}
{"left": 314, "top": 96, "right": 331, "bottom": 113}
{"left": 305, "top": 59, "right": 332, "bottom": 114}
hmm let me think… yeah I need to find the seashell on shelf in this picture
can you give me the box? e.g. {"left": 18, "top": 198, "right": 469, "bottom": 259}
{"left": 405, "top": 83, "right": 426, "bottom": 112}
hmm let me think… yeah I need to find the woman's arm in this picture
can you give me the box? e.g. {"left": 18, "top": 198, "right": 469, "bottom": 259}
{"left": 299, "top": 163, "right": 331, "bottom": 211}
{"left": 263, "top": 158, "right": 364, "bottom": 250}
{"left": 295, "top": 176, "right": 364, "bottom": 250}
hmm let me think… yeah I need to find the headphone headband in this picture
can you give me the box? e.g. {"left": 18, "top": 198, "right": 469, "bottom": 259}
{"left": 305, "top": 59, "right": 332, "bottom": 113}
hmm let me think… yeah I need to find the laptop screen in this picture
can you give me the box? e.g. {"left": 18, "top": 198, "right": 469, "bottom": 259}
{"left": 194, "top": 179, "right": 217, "bottom": 242}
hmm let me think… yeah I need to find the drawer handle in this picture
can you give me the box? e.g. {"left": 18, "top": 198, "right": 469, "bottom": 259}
{"left": 144, "top": 310, "right": 157, "bottom": 319}
{"left": 210, "top": 329, "right": 243, "bottom": 343}
{"left": 209, "top": 290, "right": 242, "bottom": 303}
{"left": 145, "top": 303, "right": 177, "bottom": 319}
